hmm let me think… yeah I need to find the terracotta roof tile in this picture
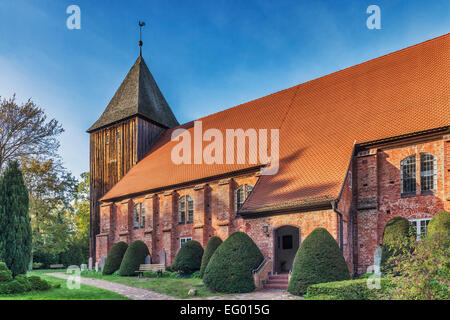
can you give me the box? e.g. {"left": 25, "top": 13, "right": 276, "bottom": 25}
{"left": 101, "top": 34, "right": 450, "bottom": 211}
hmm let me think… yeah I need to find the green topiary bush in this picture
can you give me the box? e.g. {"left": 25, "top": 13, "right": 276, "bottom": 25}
{"left": 427, "top": 211, "right": 450, "bottom": 243}
{"left": 288, "top": 228, "right": 350, "bottom": 296}
{"left": 199, "top": 236, "right": 222, "bottom": 278}
{"left": 203, "top": 232, "right": 264, "bottom": 293}
{"left": 380, "top": 217, "right": 411, "bottom": 273}
{"left": 103, "top": 241, "right": 129, "bottom": 275}
{"left": 118, "top": 240, "right": 150, "bottom": 276}
{"left": 171, "top": 240, "right": 204, "bottom": 274}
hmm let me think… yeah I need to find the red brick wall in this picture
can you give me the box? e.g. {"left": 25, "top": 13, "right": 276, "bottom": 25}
{"left": 96, "top": 134, "right": 449, "bottom": 275}
{"left": 355, "top": 137, "right": 448, "bottom": 274}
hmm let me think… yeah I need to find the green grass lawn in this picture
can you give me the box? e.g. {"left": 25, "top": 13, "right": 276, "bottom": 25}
{"left": 75, "top": 270, "right": 220, "bottom": 299}
{"left": 0, "top": 270, "right": 128, "bottom": 300}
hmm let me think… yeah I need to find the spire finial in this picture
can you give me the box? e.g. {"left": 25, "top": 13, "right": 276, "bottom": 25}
{"left": 138, "top": 21, "right": 146, "bottom": 57}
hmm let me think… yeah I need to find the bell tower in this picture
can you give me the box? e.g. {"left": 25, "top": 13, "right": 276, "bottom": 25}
{"left": 87, "top": 44, "right": 178, "bottom": 258}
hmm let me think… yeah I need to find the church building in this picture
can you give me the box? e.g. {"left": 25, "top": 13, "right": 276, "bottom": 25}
{"left": 88, "top": 34, "right": 449, "bottom": 277}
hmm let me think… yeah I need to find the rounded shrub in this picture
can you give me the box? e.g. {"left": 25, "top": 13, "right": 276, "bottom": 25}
{"left": 28, "top": 275, "right": 52, "bottom": 291}
{"left": 103, "top": 241, "right": 128, "bottom": 275}
{"left": 380, "top": 216, "right": 411, "bottom": 272}
{"left": 288, "top": 228, "right": 350, "bottom": 296}
{"left": 118, "top": 240, "right": 150, "bottom": 276}
{"left": 0, "top": 262, "right": 13, "bottom": 283}
{"left": 203, "top": 232, "right": 264, "bottom": 293}
{"left": 199, "top": 236, "right": 223, "bottom": 278}
{"left": 427, "top": 211, "right": 450, "bottom": 242}
{"left": 171, "top": 240, "right": 204, "bottom": 274}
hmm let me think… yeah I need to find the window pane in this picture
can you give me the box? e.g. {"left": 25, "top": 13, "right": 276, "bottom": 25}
{"left": 236, "top": 187, "right": 244, "bottom": 210}
{"left": 187, "top": 196, "right": 194, "bottom": 224}
{"left": 401, "top": 155, "right": 416, "bottom": 193}
{"left": 246, "top": 184, "right": 253, "bottom": 198}
{"left": 140, "top": 205, "right": 145, "bottom": 228}
{"left": 179, "top": 197, "right": 186, "bottom": 224}
{"left": 133, "top": 205, "right": 139, "bottom": 229}
{"left": 282, "top": 235, "right": 293, "bottom": 250}
{"left": 420, "top": 154, "right": 435, "bottom": 191}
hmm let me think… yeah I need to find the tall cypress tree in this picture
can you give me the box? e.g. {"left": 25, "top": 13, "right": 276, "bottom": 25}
{"left": 0, "top": 161, "right": 32, "bottom": 276}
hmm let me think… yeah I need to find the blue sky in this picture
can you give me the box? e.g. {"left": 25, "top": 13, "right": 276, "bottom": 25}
{"left": 0, "top": 0, "right": 448, "bottom": 178}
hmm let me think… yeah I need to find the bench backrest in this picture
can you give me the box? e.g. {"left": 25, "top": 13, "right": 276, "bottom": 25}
{"left": 50, "top": 264, "right": 64, "bottom": 268}
{"left": 138, "top": 264, "right": 165, "bottom": 271}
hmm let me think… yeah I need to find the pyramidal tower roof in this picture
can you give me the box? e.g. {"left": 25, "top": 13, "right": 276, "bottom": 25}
{"left": 88, "top": 56, "right": 179, "bottom": 133}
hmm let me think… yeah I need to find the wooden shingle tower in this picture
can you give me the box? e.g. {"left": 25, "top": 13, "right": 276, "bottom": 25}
{"left": 87, "top": 53, "right": 178, "bottom": 259}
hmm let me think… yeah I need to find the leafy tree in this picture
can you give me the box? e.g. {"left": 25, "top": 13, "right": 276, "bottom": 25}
{"left": 21, "top": 157, "right": 77, "bottom": 265}
{"left": 288, "top": 228, "right": 350, "bottom": 296}
{"left": 385, "top": 232, "right": 449, "bottom": 300}
{"left": 0, "top": 95, "right": 63, "bottom": 173}
{"left": 0, "top": 161, "right": 32, "bottom": 276}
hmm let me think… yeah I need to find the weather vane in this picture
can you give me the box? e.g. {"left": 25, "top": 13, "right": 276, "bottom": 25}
{"left": 138, "top": 21, "right": 146, "bottom": 56}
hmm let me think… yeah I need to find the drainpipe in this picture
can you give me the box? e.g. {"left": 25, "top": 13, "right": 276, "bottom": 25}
{"left": 331, "top": 200, "right": 344, "bottom": 253}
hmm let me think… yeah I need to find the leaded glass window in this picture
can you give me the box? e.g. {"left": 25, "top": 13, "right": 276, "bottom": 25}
{"left": 401, "top": 155, "right": 416, "bottom": 194}
{"left": 420, "top": 153, "right": 436, "bottom": 192}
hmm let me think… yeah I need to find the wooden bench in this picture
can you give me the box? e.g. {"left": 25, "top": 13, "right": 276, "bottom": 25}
{"left": 135, "top": 264, "right": 165, "bottom": 278}
{"left": 49, "top": 264, "right": 65, "bottom": 269}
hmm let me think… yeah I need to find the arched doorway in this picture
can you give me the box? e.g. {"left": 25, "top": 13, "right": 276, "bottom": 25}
{"left": 274, "top": 226, "right": 300, "bottom": 274}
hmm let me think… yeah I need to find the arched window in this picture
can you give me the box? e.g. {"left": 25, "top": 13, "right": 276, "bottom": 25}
{"left": 235, "top": 184, "right": 253, "bottom": 211}
{"left": 178, "top": 195, "right": 194, "bottom": 224}
{"left": 420, "top": 153, "right": 436, "bottom": 192}
{"left": 401, "top": 155, "right": 416, "bottom": 194}
{"left": 133, "top": 203, "right": 145, "bottom": 229}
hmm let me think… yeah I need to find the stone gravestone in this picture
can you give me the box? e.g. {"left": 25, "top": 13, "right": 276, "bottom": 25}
{"left": 374, "top": 246, "right": 382, "bottom": 267}
{"left": 88, "top": 257, "right": 93, "bottom": 270}
{"left": 95, "top": 262, "right": 99, "bottom": 272}
{"left": 159, "top": 249, "right": 166, "bottom": 266}
{"left": 101, "top": 256, "right": 106, "bottom": 271}
{"left": 80, "top": 264, "right": 87, "bottom": 271}
{"left": 145, "top": 255, "right": 151, "bottom": 264}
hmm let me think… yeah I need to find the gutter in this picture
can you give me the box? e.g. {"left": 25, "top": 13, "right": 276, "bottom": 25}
{"left": 331, "top": 200, "right": 344, "bottom": 253}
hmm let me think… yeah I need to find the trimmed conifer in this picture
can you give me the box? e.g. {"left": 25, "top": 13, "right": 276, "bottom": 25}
{"left": 118, "top": 240, "right": 150, "bottom": 276}
{"left": 171, "top": 240, "right": 204, "bottom": 274}
{"left": 103, "top": 241, "right": 128, "bottom": 275}
{"left": 199, "top": 236, "right": 222, "bottom": 278}
{"left": 0, "top": 161, "right": 32, "bottom": 277}
{"left": 288, "top": 228, "right": 350, "bottom": 296}
{"left": 203, "top": 232, "right": 263, "bottom": 293}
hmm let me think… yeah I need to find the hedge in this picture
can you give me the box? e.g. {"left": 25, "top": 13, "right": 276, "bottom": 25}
{"left": 288, "top": 228, "right": 350, "bottom": 296}
{"left": 171, "top": 240, "right": 204, "bottom": 274}
{"left": 203, "top": 232, "right": 264, "bottom": 293}
{"left": 103, "top": 242, "right": 128, "bottom": 275}
{"left": 118, "top": 240, "right": 150, "bottom": 276}
{"left": 427, "top": 211, "right": 450, "bottom": 242}
{"left": 199, "top": 236, "right": 222, "bottom": 278}
{"left": 305, "top": 278, "right": 392, "bottom": 300}
{"left": 380, "top": 217, "right": 411, "bottom": 272}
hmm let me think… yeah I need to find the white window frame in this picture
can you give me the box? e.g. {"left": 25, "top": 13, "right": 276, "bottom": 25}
{"left": 180, "top": 237, "right": 192, "bottom": 248}
{"left": 409, "top": 218, "right": 431, "bottom": 241}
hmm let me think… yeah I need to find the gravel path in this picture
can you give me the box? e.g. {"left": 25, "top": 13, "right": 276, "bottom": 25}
{"left": 47, "top": 273, "right": 174, "bottom": 300}
{"left": 47, "top": 273, "right": 301, "bottom": 300}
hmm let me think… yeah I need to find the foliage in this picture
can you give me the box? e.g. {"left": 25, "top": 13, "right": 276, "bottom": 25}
{"left": 203, "top": 232, "right": 264, "bottom": 293}
{"left": 305, "top": 278, "right": 392, "bottom": 300}
{"left": 59, "top": 242, "right": 85, "bottom": 267}
{"left": 0, "top": 262, "right": 13, "bottom": 282}
{"left": 171, "top": 240, "right": 204, "bottom": 274}
{"left": 0, "top": 95, "right": 63, "bottom": 173}
{"left": 427, "top": 211, "right": 450, "bottom": 243}
{"left": 199, "top": 236, "right": 222, "bottom": 278}
{"left": 118, "top": 240, "right": 150, "bottom": 276}
{"left": 288, "top": 228, "right": 350, "bottom": 296}
{"left": 380, "top": 217, "right": 412, "bottom": 273}
{"left": 103, "top": 242, "right": 128, "bottom": 275}
{"left": 27, "top": 275, "right": 52, "bottom": 291}
{"left": 384, "top": 231, "right": 450, "bottom": 300}
{"left": 0, "top": 161, "right": 32, "bottom": 276}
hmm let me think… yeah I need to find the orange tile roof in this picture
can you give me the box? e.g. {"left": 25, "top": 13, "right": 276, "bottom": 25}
{"left": 102, "top": 34, "right": 450, "bottom": 212}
